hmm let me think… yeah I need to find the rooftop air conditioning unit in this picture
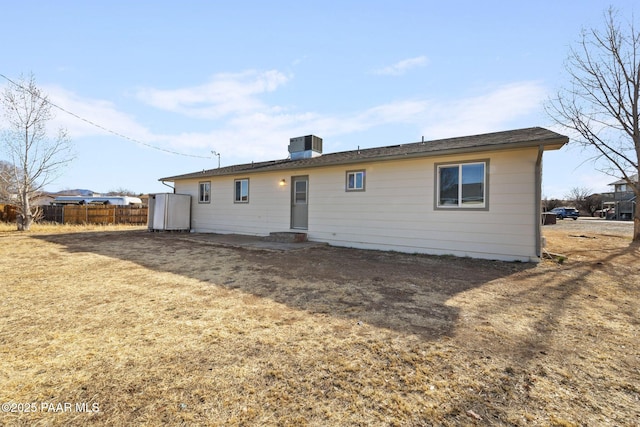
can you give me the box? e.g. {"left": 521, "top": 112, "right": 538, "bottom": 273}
{"left": 288, "top": 135, "right": 322, "bottom": 160}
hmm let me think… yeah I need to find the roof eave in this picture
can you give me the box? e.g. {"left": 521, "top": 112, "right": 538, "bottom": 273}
{"left": 160, "top": 135, "right": 569, "bottom": 182}
{"left": 359, "top": 137, "right": 569, "bottom": 163}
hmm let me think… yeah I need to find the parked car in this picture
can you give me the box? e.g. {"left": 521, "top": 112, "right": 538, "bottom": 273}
{"left": 550, "top": 207, "right": 579, "bottom": 220}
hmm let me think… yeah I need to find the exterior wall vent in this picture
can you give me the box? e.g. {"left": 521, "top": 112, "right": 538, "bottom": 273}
{"left": 288, "top": 135, "right": 323, "bottom": 160}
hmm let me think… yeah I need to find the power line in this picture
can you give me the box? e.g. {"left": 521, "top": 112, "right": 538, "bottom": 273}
{"left": 0, "top": 73, "right": 213, "bottom": 159}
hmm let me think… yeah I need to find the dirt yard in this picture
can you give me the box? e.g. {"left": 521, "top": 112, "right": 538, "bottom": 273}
{"left": 0, "top": 221, "right": 638, "bottom": 426}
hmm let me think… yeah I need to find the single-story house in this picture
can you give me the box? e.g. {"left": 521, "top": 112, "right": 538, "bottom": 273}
{"left": 159, "top": 127, "right": 568, "bottom": 262}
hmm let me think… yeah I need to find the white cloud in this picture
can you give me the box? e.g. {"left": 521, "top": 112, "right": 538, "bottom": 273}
{"left": 356, "top": 100, "right": 429, "bottom": 125}
{"left": 43, "top": 85, "right": 153, "bottom": 142}
{"left": 159, "top": 99, "right": 431, "bottom": 161}
{"left": 34, "top": 75, "right": 547, "bottom": 170}
{"left": 373, "top": 56, "right": 428, "bottom": 76}
{"left": 420, "top": 81, "right": 548, "bottom": 139}
{"left": 135, "top": 70, "right": 290, "bottom": 119}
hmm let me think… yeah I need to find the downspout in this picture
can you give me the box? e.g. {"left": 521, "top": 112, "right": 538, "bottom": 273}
{"left": 161, "top": 180, "right": 175, "bottom": 193}
{"left": 535, "top": 145, "right": 544, "bottom": 260}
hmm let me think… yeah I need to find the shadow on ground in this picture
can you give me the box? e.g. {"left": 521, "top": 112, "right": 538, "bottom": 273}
{"left": 33, "top": 230, "right": 535, "bottom": 340}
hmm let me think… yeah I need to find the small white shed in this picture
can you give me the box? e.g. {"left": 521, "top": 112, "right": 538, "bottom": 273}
{"left": 148, "top": 193, "right": 191, "bottom": 231}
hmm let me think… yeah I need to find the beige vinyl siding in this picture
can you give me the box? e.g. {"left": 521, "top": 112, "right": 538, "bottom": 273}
{"left": 306, "top": 148, "right": 538, "bottom": 261}
{"left": 174, "top": 146, "right": 540, "bottom": 261}
{"left": 175, "top": 172, "right": 291, "bottom": 235}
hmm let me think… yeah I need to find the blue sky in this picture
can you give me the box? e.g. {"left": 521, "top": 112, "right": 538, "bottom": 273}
{"left": 1, "top": 1, "right": 636, "bottom": 198}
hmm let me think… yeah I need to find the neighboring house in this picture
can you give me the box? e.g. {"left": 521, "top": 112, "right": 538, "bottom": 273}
{"left": 159, "top": 127, "right": 568, "bottom": 262}
{"left": 605, "top": 174, "right": 637, "bottom": 220}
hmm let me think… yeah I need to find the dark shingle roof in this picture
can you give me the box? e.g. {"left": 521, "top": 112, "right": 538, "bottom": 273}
{"left": 160, "top": 127, "right": 567, "bottom": 181}
{"left": 609, "top": 174, "right": 638, "bottom": 186}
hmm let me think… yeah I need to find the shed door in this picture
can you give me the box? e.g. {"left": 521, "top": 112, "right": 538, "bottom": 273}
{"left": 152, "top": 194, "right": 167, "bottom": 230}
{"left": 291, "top": 176, "right": 308, "bottom": 229}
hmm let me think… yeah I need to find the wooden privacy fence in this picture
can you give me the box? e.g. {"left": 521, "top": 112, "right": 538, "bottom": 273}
{"left": 0, "top": 204, "right": 18, "bottom": 222}
{"left": 41, "top": 205, "right": 148, "bottom": 225}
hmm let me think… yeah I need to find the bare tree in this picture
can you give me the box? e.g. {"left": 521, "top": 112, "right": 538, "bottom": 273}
{"left": 565, "top": 186, "right": 604, "bottom": 216}
{"left": 542, "top": 197, "right": 563, "bottom": 211}
{"left": 547, "top": 7, "right": 640, "bottom": 240}
{"left": 1, "top": 74, "right": 74, "bottom": 230}
{"left": 584, "top": 193, "right": 604, "bottom": 217}
{"left": 565, "top": 186, "right": 592, "bottom": 209}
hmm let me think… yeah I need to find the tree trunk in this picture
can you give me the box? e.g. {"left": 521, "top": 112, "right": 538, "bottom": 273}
{"left": 16, "top": 211, "right": 33, "bottom": 231}
{"left": 635, "top": 180, "right": 640, "bottom": 242}
{"left": 18, "top": 189, "right": 32, "bottom": 232}
{"left": 22, "top": 212, "right": 33, "bottom": 231}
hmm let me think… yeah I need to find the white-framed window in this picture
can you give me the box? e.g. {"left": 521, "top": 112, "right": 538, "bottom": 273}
{"left": 346, "top": 170, "right": 365, "bottom": 191}
{"left": 294, "top": 179, "right": 308, "bottom": 204}
{"left": 234, "top": 178, "right": 249, "bottom": 203}
{"left": 198, "top": 181, "right": 211, "bottom": 203}
{"left": 436, "top": 161, "right": 487, "bottom": 209}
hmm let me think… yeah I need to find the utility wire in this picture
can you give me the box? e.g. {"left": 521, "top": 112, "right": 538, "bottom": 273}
{"left": 0, "top": 73, "right": 213, "bottom": 159}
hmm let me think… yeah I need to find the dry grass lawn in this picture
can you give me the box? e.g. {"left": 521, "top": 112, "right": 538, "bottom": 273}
{"left": 0, "top": 221, "right": 638, "bottom": 426}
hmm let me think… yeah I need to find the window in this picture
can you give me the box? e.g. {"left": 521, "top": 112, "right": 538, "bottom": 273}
{"left": 346, "top": 170, "right": 365, "bottom": 191}
{"left": 198, "top": 181, "right": 211, "bottom": 203}
{"left": 294, "top": 179, "right": 307, "bottom": 204}
{"left": 234, "top": 178, "right": 249, "bottom": 203}
{"left": 436, "top": 161, "right": 487, "bottom": 208}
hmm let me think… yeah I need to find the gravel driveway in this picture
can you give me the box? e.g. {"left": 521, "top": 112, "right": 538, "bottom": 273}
{"left": 544, "top": 217, "right": 633, "bottom": 237}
